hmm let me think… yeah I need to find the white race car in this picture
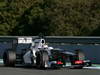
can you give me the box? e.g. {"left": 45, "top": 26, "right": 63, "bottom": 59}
{"left": 3, "top": 37, "right": 91, "bottom": 69}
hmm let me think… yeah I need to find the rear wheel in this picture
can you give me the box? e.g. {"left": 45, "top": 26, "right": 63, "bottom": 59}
{"left": 70, "top": 49, "right": 85, "bottom": 68}
{"left": 36, "top": 50, "right": 49, "bottom": 69}
{"left": 75, "top": 49, "right": 85, "bottom": 60}
{"left": 3, "top": 50, "right": 16, "bottom": 67}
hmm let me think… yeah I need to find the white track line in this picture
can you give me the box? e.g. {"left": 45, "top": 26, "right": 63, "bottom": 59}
{"left": 84, "top": 67, "right": 100, "bottom": 69}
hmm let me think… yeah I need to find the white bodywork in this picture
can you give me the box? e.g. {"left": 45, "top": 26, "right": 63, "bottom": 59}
{"left": 23, "top": 38, "right": 53, "bottom": 64}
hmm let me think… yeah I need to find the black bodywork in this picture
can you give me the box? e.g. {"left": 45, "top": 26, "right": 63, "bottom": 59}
{"left": 48, "top": 49, "right": 91, "bottom": 68}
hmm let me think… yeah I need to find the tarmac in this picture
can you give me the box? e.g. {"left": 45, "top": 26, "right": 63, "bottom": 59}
{"left": 0, "top": 59, "right": 100, "bottom": 75}
{"left": 0, "top": 64, "right": 99, "bottom": 75}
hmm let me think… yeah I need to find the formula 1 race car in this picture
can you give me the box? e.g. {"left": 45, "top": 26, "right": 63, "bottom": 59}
{"left": 3, "top": 37, "right": 92, "bottom": 69}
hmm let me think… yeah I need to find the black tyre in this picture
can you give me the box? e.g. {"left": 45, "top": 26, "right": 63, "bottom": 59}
{"left": 75, "top": 49, "right": 85, "bottom": 60}
{"left": 84, "top": 60, "right": 92, "bottom": 66}
{"left": 87, "top": 62, "right": 92, "bottom": 66}
{"left": 36, "top": 50, "right": 49, "bottom": 69}
{"left": 3, "top": 50, "right": 16, "bottom": 67}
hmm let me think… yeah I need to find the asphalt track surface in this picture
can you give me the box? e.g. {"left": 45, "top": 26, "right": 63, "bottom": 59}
{"left": 0, "top": 64, "right": 100, "bottom": 75}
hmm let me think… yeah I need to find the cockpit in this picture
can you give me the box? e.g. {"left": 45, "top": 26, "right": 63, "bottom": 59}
{"left": 33, "top": 39, "right": 46, "bottom": 48}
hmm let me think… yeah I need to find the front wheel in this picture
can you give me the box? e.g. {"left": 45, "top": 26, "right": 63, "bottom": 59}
{"left": 36, "top": 50, "right": 49, "bottom": 69}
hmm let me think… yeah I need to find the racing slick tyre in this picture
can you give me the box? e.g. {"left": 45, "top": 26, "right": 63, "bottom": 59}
{"left": 75, "top": 49, "right": 85, "bottom": 60}
{"left": 3, "top": 50, "right": 16, "bottom": 67}
{"left": 36, "top": 50, "right": 49, "bottom": 69}
{"left": 84, "top": 60, "right": 92, "bottom": 66}
{"left": 87, "top": 61, "right": 92, "bottom": 66}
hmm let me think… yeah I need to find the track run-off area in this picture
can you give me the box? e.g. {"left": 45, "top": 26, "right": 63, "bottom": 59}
{"left": 0, "top": 59, "right": 100, "bottom": 75}
{"left": 0, "top": 64, "right": 100, "bottom": 75}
